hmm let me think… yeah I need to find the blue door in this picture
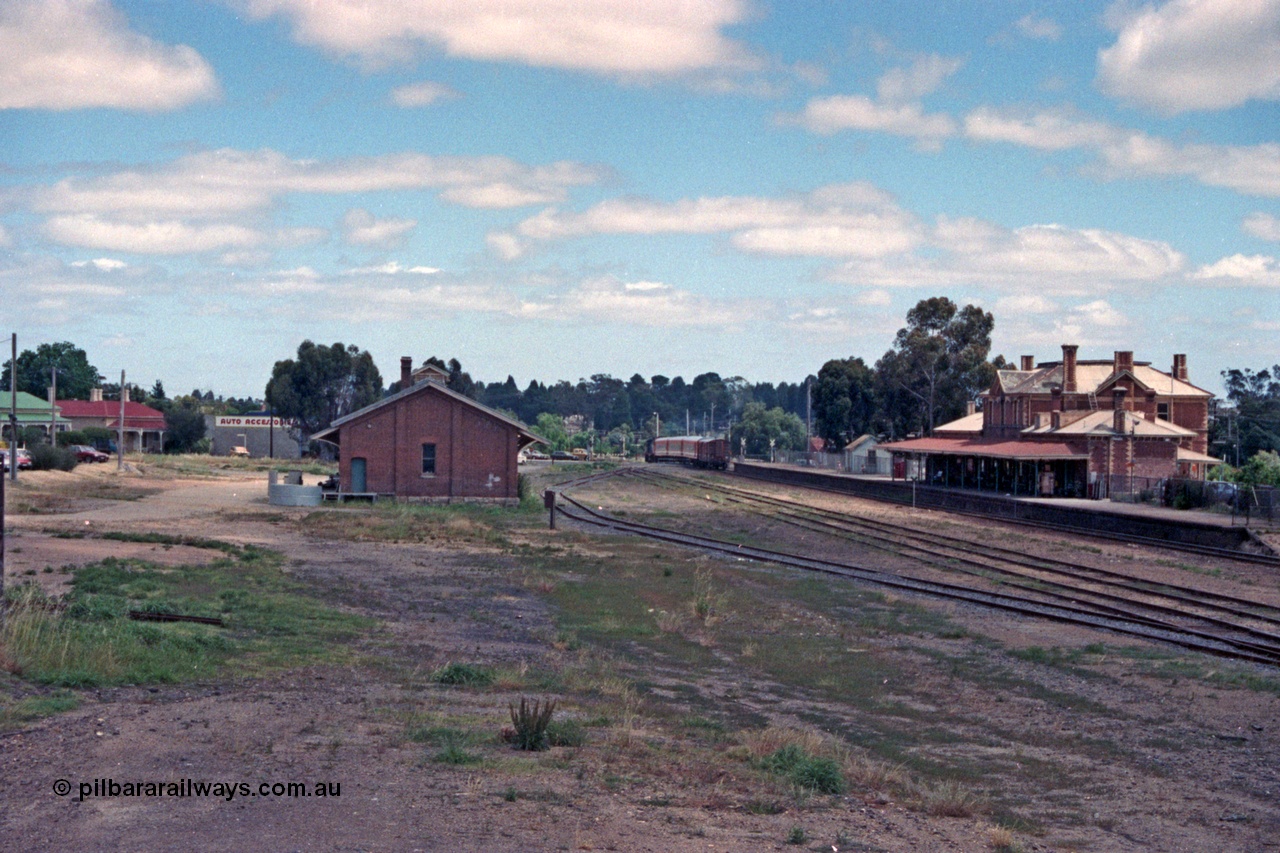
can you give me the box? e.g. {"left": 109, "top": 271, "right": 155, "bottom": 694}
{"left": 350, "top": 457, "right": 367, "bottom": 493}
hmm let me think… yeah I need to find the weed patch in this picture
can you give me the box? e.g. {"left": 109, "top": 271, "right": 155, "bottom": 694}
{"left": 0, "top": 544, "right": 368, "bottom": 689}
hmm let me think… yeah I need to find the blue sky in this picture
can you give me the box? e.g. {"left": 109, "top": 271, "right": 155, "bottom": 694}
{"left": 1, "top": 0, "right": 1277, "bottom": 399}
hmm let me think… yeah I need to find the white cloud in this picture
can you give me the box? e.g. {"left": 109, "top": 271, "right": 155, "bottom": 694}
{"left": 876, "top": 55, "right": 964, "bottom": 103}
{"left": 341, "top": 208, "right": 416, "bottom": 247}
{"left": 784, "top": 57, "right": 960, "bottom": 149}
{"left": 507, "top": 185, "right": 923, "bottom": 259}
{"left": 30, "top": 148, "right": 605, "bottom": 219}
{"left": 1067, "top": 299, "right": 1129, "bottom": 328}
{"left": 1244, "top": 212, "right": 1280, "bottom": 241}
{"left": 44, "top": 215, "right": 266, "bottom": 254}
{"left": 964, "top": 106, "right": 1118, "bottom": 151}
{"left": 788, "top": 95, "right": 956, "bottom": 146}
{"left": 826, "top": 221, "right": 1185, "bottom": 293}
{"left": 344, "top": 261, "right": 440, "bottom": 275}
{"left": 20, "top": 148, "right": 604, "bottom": 255}
{"left": 1192, "top": 253, "right": 1280, "bottom": 287}
{"left": 390, "top": 80, "right": 460, "bottom": 107}
{"left": 43, "top": 214, "right": 325, "bottom": 255}
{"left": 0, "top": 224, "right": 10, "bottom": 247}
{"left": 235, "top": 0, "right": 756, "bottom": 77}
{"left": 964, "top": 107, "right": 1280, "bottom": 197}
{"left": 0, "top": 0, "right": 218, "bottom": 111}
{"left": 70, "top": 258, "right": 128, "bottom": 271}
{"left": 1098, "top": 0, "right": 1280, "bottom": 113}
{"left": 996, "top": 293, "right": 1058, "bottom": 315}
{"left": 515, "top": 276, "right": 752, "bottom": 327}
{"left": 1015, "top": 14, "right": 1062, "bottom": 41}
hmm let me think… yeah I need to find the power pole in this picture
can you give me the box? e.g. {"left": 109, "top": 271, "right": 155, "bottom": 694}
{"left": 9, "top": 332, "right": 17, "bottom": 483}
{"left": 117, "top": 370, "right": 126, "bottom": 470}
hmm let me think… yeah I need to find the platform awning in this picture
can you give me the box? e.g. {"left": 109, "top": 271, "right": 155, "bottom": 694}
{"left": 881, "top": 437, "right": 1087, "bottom": 461}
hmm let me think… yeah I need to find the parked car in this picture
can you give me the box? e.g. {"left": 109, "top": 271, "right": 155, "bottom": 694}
{"left": 1, "top": 449, "right": 33, "bottom": 471}
{"left": 72, "top": 444, "right": 110, "bottom": 463}
{"left": 549, "top": 450, "right": 576, "bottom": 461}
{"left": 1204, "top": 480, "right": 1238, "bottom": 501}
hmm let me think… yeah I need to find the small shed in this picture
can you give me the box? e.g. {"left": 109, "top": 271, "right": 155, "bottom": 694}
{"left": 312, "top": 367, "right": 543, "bottom": 504}
{"left": 842, "top": 434, "right": 885, "bottom": 474}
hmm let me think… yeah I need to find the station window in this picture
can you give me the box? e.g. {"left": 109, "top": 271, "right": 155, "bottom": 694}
{"left": 421, "top": 443, "right": 436, "bottom": 476}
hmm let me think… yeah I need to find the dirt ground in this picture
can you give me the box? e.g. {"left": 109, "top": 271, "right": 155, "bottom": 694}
{"left": 2, "top": 463, "right": 1278, "bottom": 852}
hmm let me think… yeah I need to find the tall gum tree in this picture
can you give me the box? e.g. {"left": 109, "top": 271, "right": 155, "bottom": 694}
{"left": 875, "top": 297, "right": 996, "bottom": 437}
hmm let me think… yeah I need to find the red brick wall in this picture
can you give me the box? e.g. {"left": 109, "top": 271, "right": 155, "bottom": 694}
{"left": 338, "top": 386, "right": 520, "bottom": 501}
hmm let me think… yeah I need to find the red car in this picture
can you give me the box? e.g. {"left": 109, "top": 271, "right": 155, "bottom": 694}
{"left": 72, "top": 445, "right": 110, "bottom": 463}
{"left": 1, "top": 449, "right": 33, "bottom": 471}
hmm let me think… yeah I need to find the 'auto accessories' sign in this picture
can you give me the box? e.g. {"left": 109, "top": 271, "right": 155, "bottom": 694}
{"left": 214, "top": 416, "right": 294, "bottom": 428}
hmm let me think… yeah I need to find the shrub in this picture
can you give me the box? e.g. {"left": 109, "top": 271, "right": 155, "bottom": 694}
{"left": 759, "top": 744, "right": 847, "bottom": 795}
{"left": 430, "top": 662, "right": 495, "bottom": 686}
{"left": 29, "top": 444, "right": 78, "bottom": 471}
{"left": 508, "top": 696, "right": 557, "bottom": 751}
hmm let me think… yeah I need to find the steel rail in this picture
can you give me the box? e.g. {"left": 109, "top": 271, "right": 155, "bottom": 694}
{"left": 730, "top": 465, "right": 1280, "bottom": 566}
{"left": 645, "top": 471, "right": 1280, "bottom": 630}
{"left": 619, "top": 470, "right": 1280, "bottom": 657}
{"left": 634, "top": 468, "right": 1280, "bottom": 626}
{"left": 552, "top": 488, "right": 1280, "bottom": 666}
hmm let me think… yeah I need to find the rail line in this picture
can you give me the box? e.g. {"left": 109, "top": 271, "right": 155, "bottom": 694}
{"left": 732, "top": 465, "right": 1280, "bottom": 566}
{"left": 550, "top": 468, "right": 1280, "bottom": 667}
{"left": 628, "top": 468, "right": 1280, "bottom": 633}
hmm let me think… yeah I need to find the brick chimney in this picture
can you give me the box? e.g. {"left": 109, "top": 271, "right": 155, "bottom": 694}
{"left": 1114, "top": 350, "right": 1134, "bottom": 374}
{"left": 1020, "top": 355, "right": 1035, "bottom": 371}
{"left": 1051, "top": 386, "right": 1063, "bottom": 410}
{"left": 121, "top": 386, "right": 130, "bottom": 403}
{"left": 1112, "top": 386, "right": 1128, "bottom": 410}
{"left": 1062, "top": 344, "right": 1078, "bottom": 393}
{"left": 1172, "top": 353, "right": 1187, "bottom": 382}
{"left": 400, "top": 356, "right": 413, "bottom": 389}
{"left": 90, "top": 387, "right": 103, "bottom": 403}
{"left": 966, "top": 400, "right": 976, "bottom": 416}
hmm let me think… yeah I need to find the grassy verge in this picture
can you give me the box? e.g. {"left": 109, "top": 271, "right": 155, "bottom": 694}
{"left": 0, "top": 540, "right": 370, "bottom": 726}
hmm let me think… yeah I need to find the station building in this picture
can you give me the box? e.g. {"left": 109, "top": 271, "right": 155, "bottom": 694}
{"left": 311, "top": 357, "right": 543, "bottom": 504}
{"left": 882, "top": 346, "right": 1218, "bottom": 498}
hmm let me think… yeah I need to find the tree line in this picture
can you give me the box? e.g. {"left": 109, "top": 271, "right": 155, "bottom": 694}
{"left": 7, "top": 296, "right": 1278, "bottom": 476}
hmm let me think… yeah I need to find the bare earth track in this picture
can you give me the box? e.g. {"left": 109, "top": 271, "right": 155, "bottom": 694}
{"left": 2, "top": 461, "right": 1279, "bottom": 852}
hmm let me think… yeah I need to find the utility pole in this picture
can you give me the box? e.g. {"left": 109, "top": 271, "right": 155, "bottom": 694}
{"left": 9, "top": 333, "right": 17, "bottom": 483}
{"left": 49, "top": 364, "right": 57, "bottom": 443}
{"left": 117, "top": 370, "right": 126, "bottom": 471}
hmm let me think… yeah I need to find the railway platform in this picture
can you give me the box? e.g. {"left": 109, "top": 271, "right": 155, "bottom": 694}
{"left": 731, "top": 462, "right": 1277, "bottom": 555}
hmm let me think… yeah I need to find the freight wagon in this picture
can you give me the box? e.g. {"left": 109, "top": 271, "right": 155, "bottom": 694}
{"left": 644, "top": 436, "right": 729, "bottom": 470}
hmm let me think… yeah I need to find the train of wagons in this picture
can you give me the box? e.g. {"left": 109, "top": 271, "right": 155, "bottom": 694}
{"left": 644, "top": 436, "right": 730, "bottom": 470}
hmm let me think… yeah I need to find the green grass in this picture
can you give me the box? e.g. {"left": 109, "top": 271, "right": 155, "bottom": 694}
{"left": 0, "top": 543, "right": 369, "bottom": 691}
{"left": 430, "top": 662, "right": 496, "bottom": 687}
{"left": 0, "top": 691, "right": 80, "bottom": 728}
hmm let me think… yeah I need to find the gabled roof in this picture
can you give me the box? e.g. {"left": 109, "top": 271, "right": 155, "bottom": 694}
{"left": 843, "top": 434, "right": 878, "bottom": 452}
{"left": 992, "top": 360, "right": 1211, "bottom": 398}
{"left": 311, "top": 380, "right": 543, "bottom": 447}
{"left": 0, "top": 391, "right": 74, "bottom": 424}
{"left": 57, "top": 399, "right": 166, "bottom": 430}
{"left": 932, "top": 412, "right": 984, "bottom": 435}
{"left": 1021, "top": 410, "right": 1196, "bottom": 439}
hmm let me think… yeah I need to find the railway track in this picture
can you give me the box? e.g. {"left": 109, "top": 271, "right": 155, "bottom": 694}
{"left": 733, "top": 465, "right": 1279, "bottom": 565}
{"left": 550, "top": 467, "right": 1280, "bottom": 668}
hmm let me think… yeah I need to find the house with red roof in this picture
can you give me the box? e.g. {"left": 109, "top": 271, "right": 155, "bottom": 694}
{"left": 881, "top": 346, "right": 1217, "bottom": 499}
{"left": 57, "top": 388, "right": 166, "bottom": 453}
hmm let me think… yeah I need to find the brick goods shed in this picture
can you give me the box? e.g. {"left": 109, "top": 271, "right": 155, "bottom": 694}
{"left": 311, "top": 358, "right": 543, "bottom": 504}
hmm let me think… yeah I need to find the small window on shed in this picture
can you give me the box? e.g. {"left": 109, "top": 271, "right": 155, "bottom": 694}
{"left": 421, "top": 443, "right": 437, "bottom": 476}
